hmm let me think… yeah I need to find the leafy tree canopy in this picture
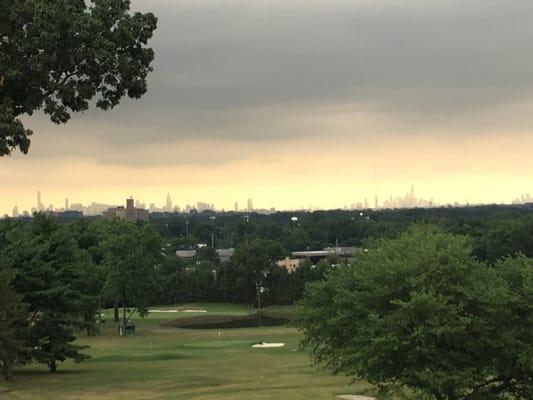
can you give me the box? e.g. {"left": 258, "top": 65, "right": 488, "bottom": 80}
{"left": 226, "top": 239, "right": 285, "bottom": 305}
{"left": 296, "top": 226, "right": 533, "bottom": 400}
{"left": 101, "top": 219, "right": 163, "bottom": 326}
{"left": 0, "top": 0, "right": 157, "bottom": 155}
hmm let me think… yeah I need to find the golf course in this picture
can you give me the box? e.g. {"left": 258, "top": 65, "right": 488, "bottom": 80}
{"left": 0, "top": 304, "right": 371, "bottom": 400}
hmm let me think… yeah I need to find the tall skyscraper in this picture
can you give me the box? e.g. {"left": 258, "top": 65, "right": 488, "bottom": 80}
{"left": 247, "top": 198, "right": 253, "bottom": 212}
{"left": 12, "top": 205, "right": 19, "bottom": 218}
{"left": 65, "top": 198, "right": 69, "bottom": 210}
{"left": 37, "top": 191, "right": 43, "bottom": 211}
{"left": 234, "top": 201, "right": 238, "bottom": 212}
{"left": 166, "top": 193, "right": 172, "bottom": 212}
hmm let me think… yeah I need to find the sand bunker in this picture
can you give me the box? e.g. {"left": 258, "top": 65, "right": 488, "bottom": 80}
{"left": 182, "top": 309, "right": 207, "bottom": 313}
{"left": 336, "top": 396, "right": 376, "bottom": 400}
{"left": 251, "top": 342, "right": 285, "bottom": 348}
{"left": 150, "top": 309, "right": 179, "bottom": 313}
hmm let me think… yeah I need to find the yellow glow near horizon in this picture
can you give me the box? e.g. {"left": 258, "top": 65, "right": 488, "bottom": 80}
{"left": 2, "top": 131, "right": 533, "bottom": 215}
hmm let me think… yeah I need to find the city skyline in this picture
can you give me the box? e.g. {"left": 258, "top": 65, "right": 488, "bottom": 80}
{"left": 2, "top": 1, "right": 533, "bottom": 216}
{"left": 5, "top": 185, "right": 533, "bottom": 218}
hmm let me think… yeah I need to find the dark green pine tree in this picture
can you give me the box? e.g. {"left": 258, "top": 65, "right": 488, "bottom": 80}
{"left": 7, "top": 214, "right": 91, "bottom": 372}
{"left": 0, "top": 259, "right": 26, "bottom": 381}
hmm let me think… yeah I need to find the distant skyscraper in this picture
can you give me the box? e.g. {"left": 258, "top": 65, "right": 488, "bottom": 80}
{"left": 65, "top": 198, "right": 69, "bottom": 210}
{"left": 247, "top": 198, "right": 253, "bottom": 212}
{"left": 12, "top": 205, "right": 19, "bottom": 218}
{"left": 374, "top": 195, "right": 379, "bottom": 209}
{"left": 166, "top": 193, "right": 172, "bottom": 212}
{"left": 37, "top": 191, "right": 43, "bottom": 211}
{"left": 234, "top": 201, "right": 238, "bottom": 212}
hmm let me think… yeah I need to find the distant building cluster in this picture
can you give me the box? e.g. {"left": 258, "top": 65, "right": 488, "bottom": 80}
{"left": 512, "top": 193, "right": 532, "bottom": 205}
{"left": 175, "top": 246, "right": 358, "bottom": 273}
{"left": 7, "top": 187, "right": 533, "bottom": 219}
{"left": 8, "top": 191, "right": 271, "bottom": 218}
{"left": 344, "top": 185, "right": 435, "bottom": 211}
{"left": 381, "top": 185, "right": 435, "bottom": 209}
{"left": 103, "top": 198, "right": 149, "bottom": 222}
{"left": 277, "top": 247, "right": 358, "bottom": 272}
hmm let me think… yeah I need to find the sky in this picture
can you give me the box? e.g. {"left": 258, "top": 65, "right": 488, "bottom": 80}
{"left": 2, "top": 0, "right": 533, "bottom": 214}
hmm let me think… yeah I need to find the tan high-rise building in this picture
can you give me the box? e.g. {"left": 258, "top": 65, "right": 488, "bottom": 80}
{"left": 103, "top": 197, "right": 149, "bottom": 222}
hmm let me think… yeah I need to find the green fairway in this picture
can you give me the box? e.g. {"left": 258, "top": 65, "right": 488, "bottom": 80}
{"left": 0, "top": 304, "right": 373, "bottom": 400}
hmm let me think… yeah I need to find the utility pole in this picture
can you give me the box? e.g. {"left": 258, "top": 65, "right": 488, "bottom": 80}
{"left": 256, "top": 282, "right": 262, "bottom": 310}
{"left": 209, "top": 216, "right": 216, "bottom": 248}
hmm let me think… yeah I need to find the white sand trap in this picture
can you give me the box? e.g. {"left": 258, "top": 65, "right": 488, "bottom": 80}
{"left": 336, "top": 396, "right": 376, "bottom": 400}
{"left": 150, "top": 309, "right": 179, "bottom": 313}
{"left": 182, "top": 309, "right": 207, "bottom": 313}
{"left": 251, "top": 342, "right": 285, "bottom": 348}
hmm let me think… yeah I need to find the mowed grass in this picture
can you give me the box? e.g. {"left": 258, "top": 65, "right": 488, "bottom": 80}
{"left": 0, "top": 303, "right": 372, "bottom": 400}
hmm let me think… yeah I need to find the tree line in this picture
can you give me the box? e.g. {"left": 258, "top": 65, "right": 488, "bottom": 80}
{"left": 150, "top": 204, "right": 533, "bottom": 264}
{"left": 0, "top": 215, "right": 163, "bottom": 379}
{"left": 0, "top": 213, "right": 331, "bottom": 379}
{"left": 1, "top": 206, "right": 533, "bottom": 395}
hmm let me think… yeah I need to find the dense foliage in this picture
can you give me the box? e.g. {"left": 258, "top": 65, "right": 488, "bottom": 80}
{"left": 101, "top": 219, "right": 163, "bottom": 326}
{"left": 0, "top": 0, "right": 157, "bottom": 155}
{"left": 148, "top": 205, "right": 533, "bottom": 264}
{"left": 0, "top": 259, "right": 25, "bottom": 381}
{"left": 296, "top": 227, "right": 533, "bottom": 399}
{"left": 1, "top": 215, "right": 93, "bottom": 373}
{"left": 1, "top": 204, "right": 533, "bottom": 386}
{"left": 0, "top": 215, "right": 165, "bottom": 378}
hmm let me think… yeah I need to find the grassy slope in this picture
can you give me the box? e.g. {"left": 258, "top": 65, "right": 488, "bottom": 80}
{"left": 0, "top": 303, "right": 371, "bottom": 400}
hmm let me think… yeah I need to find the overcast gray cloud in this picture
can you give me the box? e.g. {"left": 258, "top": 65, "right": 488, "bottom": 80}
{"left": 26, "top": 0, "right": 533, "bottom": 160}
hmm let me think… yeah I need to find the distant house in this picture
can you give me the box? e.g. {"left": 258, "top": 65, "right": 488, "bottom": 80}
{"left": 175, "top": 246, "right": 356, "bottom": 272}
{"left": 277, "top": 247, "right": 358, "bottom": 272}
{"left": 215, "top": 248, "right": 234, "bottom": 263}
{"left": 103, "top": 198, "right": 149, "bottom": 222}
{"left": 175, "top": 250, "right": 197, "bottom": 259}
{"left": 291, "top": 247, "right": 358, "bottom": 263}
{"left": 175, "top": 248, "right": 235, "bottom": 263}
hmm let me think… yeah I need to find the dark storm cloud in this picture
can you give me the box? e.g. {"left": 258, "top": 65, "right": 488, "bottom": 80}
{"left": 143, "top": 0, "right": 533, "bottom": 109}
{"left": 30, "top": 0, "right": 533, "bottom": 155}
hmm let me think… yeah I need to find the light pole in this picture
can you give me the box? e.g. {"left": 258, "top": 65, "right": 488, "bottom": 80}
{"left": 209, "top": 215, "right": 216, "bottom": 248}
{"left": 256, "top": 270, "right": 268, "bottom": 310}
{"left": 291, "top": 216, "right": 298, "bottom": 230}
{"left": 242, "top": 215, "right": 250, "bottom": 244}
